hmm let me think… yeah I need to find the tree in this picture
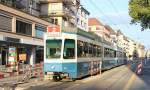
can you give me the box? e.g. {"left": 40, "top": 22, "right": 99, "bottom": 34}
{"left": 129, "top": 0, "right": 150, "bottom": 30}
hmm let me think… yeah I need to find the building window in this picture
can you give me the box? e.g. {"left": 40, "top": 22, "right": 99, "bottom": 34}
{"left": 77, "top": 18, "right": 79, "bottom": 25}
{"left": 84, "top": 23, "right": 86, "bottom": 29}
{"left": 35, "top": 25, "right": 46, "bottom": 38}
{"left": 96, "top": 27, "right": 100, "bottom": 30}
{"left": 51, "top": 18, "right": 58, "bottom": 25}
{"left": 16, "top": 20, "right": 32, "bottom": 36}
{"left": 0, "top": 14, "right": 12, "bottom": 32}
{"left": 89, "top": 27, "right": 91, "bottom": 31}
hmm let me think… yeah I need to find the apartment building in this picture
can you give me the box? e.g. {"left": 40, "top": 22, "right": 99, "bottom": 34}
{"left": 136, "top": 43, "right": 145, "bottom": 58}
{"left": 116, "top": 30, "right": 130, "bottom": 59}
{"left": 104, "top": 25, "right": 114, "bottom": 43}
{"left": 0, "top": 0, "right": 41, "bottom": 16}
{"left": 88, "top": 18, "right": 114, "bottom": 46}
{"left": 88, "top": 18, "right": 105, "bottom": 37}
{"left": 76, "top": 6, "right": 90, "bottom": 31}
{"left": 40, "top": 0, "right": 80, "bottom": 30}
{"left": 0, "top": 2, "right": 52, "bottom": 66}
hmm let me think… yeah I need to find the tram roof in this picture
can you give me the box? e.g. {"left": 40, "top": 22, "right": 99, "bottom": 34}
{"left": 62, "top": 28, "right": 102, "bottom": 43}
{"left": 62, "top": 27, "right": 114, "bottom": 46}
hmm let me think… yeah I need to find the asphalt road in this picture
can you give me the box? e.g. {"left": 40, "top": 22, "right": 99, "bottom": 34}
{"left": 9, "top": 60, "right": 150, "bottom": 90}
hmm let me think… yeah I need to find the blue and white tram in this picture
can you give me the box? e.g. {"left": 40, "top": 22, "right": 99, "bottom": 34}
{"left": 102, "top": 44, "right": 117, "bottom": 70}
{"left": 44, "top": 29, "right": 103, "bottom": 81}
{"left": 102, "top": 45, "right": 127, "bottom": 70}
{"left": 44, "top": 29, "right": 126, "bottom": 81}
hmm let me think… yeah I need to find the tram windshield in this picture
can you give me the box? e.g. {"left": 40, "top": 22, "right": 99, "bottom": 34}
{"left": 63, "top": 39, "right": 75, "bottom": 59}
{"left": 46, "top": 40, "right": 62, "bottom": 59}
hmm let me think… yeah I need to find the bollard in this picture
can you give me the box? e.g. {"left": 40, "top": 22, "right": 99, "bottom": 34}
{"left": 136, "top": 62, "right": 142, "bottom": 75}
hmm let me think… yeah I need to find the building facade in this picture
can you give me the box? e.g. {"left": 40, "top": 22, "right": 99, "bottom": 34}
{"left": 116, "top": 30, "right": 130, "bottom": 59}
{"left": 0, "top": 0, "right": 90, "bottom": 67}
{"left": 0, "top": 2, "right": 52, "bottom": 66}
{"left": 136, "top": 43, "right": 145, "bottom": 59}
{"left": 76, "top": 6, "right": 90, "bottom": 31}
{"left": 40, "top": 0, "right": 80, "bottom": 29}
{"left": 88, "top": 18, "right": 105, "bottom": 37}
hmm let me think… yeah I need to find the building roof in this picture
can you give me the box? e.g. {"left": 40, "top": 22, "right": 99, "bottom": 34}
{"left": 88, "top": 18, "right": 103, "bottom": 26}
{"left": 81, "top": 6, "right": 90, "bottom": 15}
{"left": 105, "top": 25, "right": 116, "bottom": 35}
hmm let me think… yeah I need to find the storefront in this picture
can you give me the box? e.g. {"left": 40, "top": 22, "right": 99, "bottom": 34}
{"left": 0, "top": 41, "right": 44, "bottom": 66}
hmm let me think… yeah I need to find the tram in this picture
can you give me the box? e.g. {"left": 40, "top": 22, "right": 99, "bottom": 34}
{"left": 44, "top": 27, "right": 126, "bottom": 81}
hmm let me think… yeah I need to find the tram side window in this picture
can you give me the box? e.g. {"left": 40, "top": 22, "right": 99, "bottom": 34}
{"left": 77, "top": 40, "right": 83, "bottom": 57}
{"left": 46, "top": 40, "right": 62, "bottom": 59}
{"left": 77, "top": 41, "right": 89, "bottom": 57}
{"left": 117, "top": 51, "right": 119, "bottom": 58}
{"left": 93, "top": 45, "right": 97, "bottom": 57}
{"left": 110, "top": 50, "right": 114, "bottom": 58}
{"left": 84, "top": 42, "right": 89, "bottom": 57}
{"left": 104, "top": 48, "right": 109, "bottom": 57}
{"left": 114, "top": 51, "right": 117, "bottom": 58}
{"left": 97, "top": 46, "right": 102, "bottom": 57}
{"left": 88, "top": 44, "right": 93, "bottom": 57}
{"left": 63, "top": 39, "right": 75, "bottom": 59}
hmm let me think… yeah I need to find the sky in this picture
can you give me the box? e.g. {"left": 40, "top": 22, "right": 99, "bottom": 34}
{"left": 81, "top": 0, "right": 150, "bottom": 49}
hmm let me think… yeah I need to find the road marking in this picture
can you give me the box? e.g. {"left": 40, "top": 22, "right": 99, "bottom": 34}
{"left": 123, "top": 73, "right": 136, "bottom": 90}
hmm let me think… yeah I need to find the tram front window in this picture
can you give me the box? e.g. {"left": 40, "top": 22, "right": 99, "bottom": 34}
{"left": 46, "top": 40, "right": 62, "bottom": 59}
{"left": 63, "top": 39, "right": 75, "bottom": 59}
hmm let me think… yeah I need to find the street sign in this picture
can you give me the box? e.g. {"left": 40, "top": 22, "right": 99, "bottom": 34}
{"left": 47, "top": 25, "right": 61, "bottom": 37}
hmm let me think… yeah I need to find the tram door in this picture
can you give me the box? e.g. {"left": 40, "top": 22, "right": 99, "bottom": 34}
{"left": 2, "top": 49, "right": 7, "bottom": 65}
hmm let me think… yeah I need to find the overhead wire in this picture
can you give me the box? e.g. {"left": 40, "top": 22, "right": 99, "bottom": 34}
{"left": 86, "top": 0, "right": 121, "bottom": 29}
{"left": 106, "top": 0, "right": 131, "bottom": 30}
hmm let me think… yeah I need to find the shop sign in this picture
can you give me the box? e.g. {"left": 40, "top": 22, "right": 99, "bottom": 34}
{"left": 5, "top": 37, "right": 20, "bottom": 43}
{"left": 19, "top": 54, "right": 26, "bottom": 61}
{"left": 47, "top": 25, "right": 61, "bottom": 37}
{"left": 8, "top": 47, "right": 16, "bottom": 62}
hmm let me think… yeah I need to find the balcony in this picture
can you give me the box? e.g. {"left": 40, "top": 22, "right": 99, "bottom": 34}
{"left": 69, "top": 18, "right": 76, "bottom": 25}
{"left": 39, "top": 0, "right": 74, "bottom": 4}
{"left": 41, "top": 8, "right": 75, "bottom": 19}
{"left": 0, "top": 0, "right": 25, "bottom": 10}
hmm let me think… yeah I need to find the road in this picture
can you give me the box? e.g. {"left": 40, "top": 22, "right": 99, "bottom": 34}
{"left": 2, "top": 59, "right": 150, "bottom": 90}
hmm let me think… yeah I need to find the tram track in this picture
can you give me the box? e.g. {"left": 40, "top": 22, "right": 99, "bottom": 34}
{"left": 46, "top": 65, "right": 129, "bottom": 90}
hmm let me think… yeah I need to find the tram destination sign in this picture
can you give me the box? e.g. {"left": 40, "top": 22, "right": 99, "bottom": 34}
{"left": 47, "top": 25, "right": 61, "bottom": 37}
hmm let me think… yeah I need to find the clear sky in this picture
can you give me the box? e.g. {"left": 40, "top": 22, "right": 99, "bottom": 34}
{"left": 81, "top": 0, "right": 150, "bottom": 49}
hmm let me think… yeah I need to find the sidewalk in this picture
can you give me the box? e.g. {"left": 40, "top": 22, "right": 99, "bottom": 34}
{"left": 0, "top": 75, "right": 24, "bottom": 84}
{"left": 0, "top": 74, "right": 45, "bottom": 90}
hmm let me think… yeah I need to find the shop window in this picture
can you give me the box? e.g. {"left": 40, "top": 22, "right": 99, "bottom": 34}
{"left": 35, "top": 25, "right": 46, "bottom": 38}
{"left": 16, "top": 20, "right": 32, "bottom": 36}
{"left": 36, "top": 46, "right": 44, "bottom": 63}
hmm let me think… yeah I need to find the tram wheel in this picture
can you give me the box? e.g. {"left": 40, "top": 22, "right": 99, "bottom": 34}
{"left": 71, "top": 78, "right": 76, "bottom": 82}
{"left": 53, "top": 75, "right": 62, "bottom": 81}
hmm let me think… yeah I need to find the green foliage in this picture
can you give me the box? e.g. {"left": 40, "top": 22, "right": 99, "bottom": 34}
{"left": 129, "top": 0, "right": 150, "bottom": 30}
